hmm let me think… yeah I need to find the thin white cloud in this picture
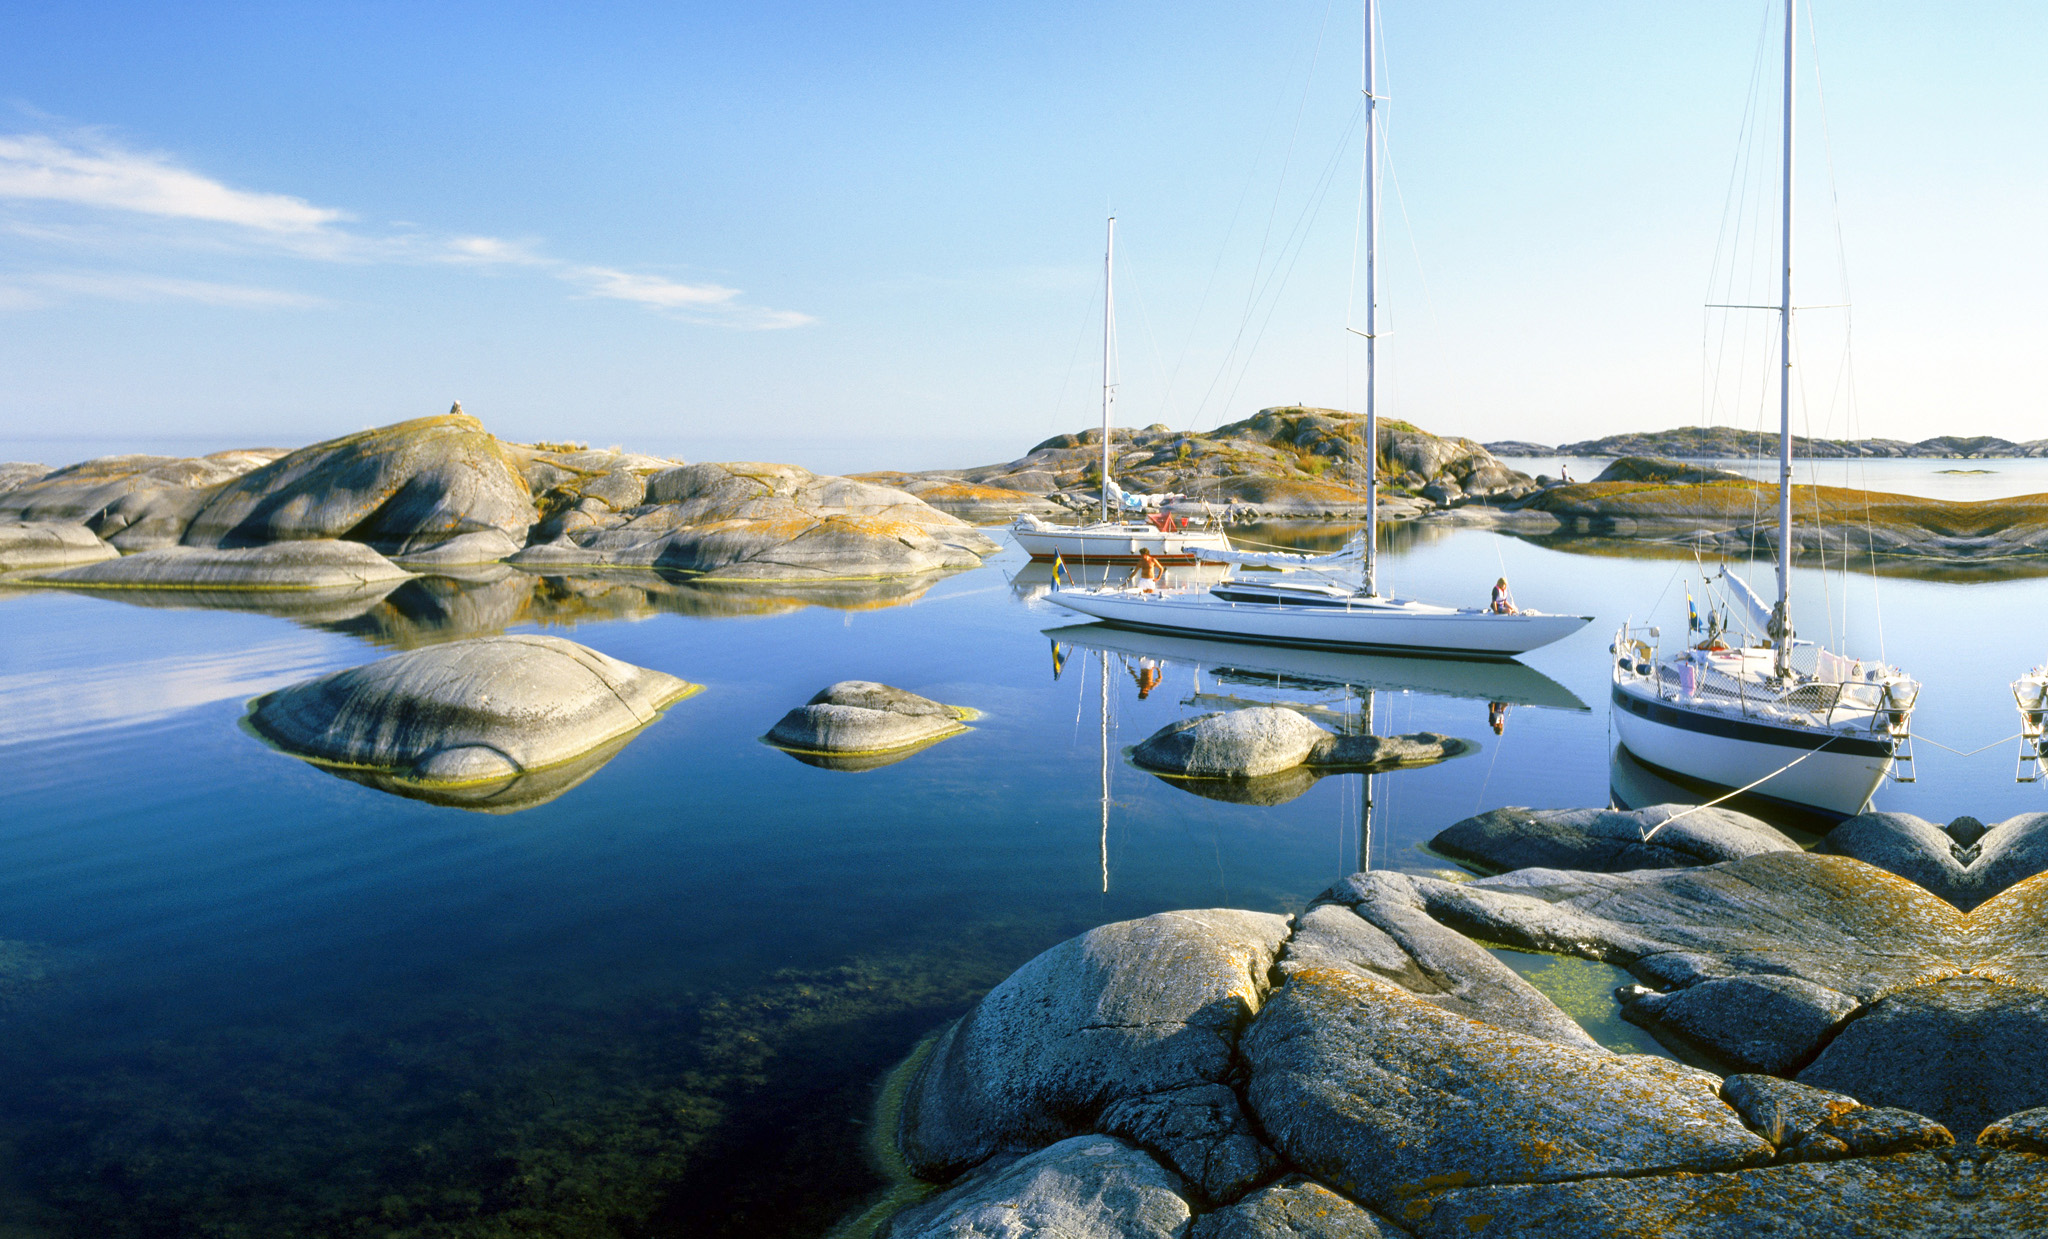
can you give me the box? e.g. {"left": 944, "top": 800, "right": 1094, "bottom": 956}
{"left": 0, "top": 126, "right": 811, "bottom": 326}
{"left": 567, "top": 265, "right": 738, "bottom": 307}
{"left": 0, "top": 133, "right": 345, "bottom": 234}
{"left": 9, "top": 271, "right": 324, "bottom": 308}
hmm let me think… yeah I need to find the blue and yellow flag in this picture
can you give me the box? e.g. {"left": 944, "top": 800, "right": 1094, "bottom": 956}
{"left": 1050, "top": 639, "right": 1068, "bottom": 681}
{"left": 1052, "top": 551, "right": 1072, "bottom": 588}
{"left": 1688, "top": 588, "right": 1701, "bottom": 633}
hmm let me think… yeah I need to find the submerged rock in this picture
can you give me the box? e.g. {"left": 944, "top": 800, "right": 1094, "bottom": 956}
{"left": 882, "top": 1135, "right": 1192, "bottom": 1239}
{"left": 1132, "top": 706, "right": 1470, "bottom": 781}
{"left": 181, "top": 411, "right": 538, "bottom": 560}
{"left": 897, "top": 909, "right": 1288, "bottom": 1187}
{"left": 1432, "top": 804, "right": 1799, "bottom": 876}
{"left": 36, "top": 540, "right": 412, "bottom": 590}
{"left": 248, "top": 634, "right": 697, "bottom": 787}
{"left": 510, "top": 461, "right": 997, "bottom": 578}
{"left": 0, "top": 521, "right": 119, "bottom": 572}
{"left": 765, "top": 682, "right": 974, "bottom": 761}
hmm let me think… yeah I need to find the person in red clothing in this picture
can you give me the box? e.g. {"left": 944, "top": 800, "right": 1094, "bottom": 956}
{"left": 1490, "top": 577, "right": 1518, "bottom": 614}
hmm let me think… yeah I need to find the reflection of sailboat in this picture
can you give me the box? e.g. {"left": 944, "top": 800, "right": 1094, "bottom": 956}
{"left": 1607, "top": 743, "right": 1834, "bottom": 842}
{"left": 1044, "top": 623, "right": 1587, "bottom": 713}
{"left": 1009, "top": 559, "right": 1229, "bottom": 604}
{"left": 1008, "top": 216, "right": 1234, "bottom": 566}
{"left": 1609, "top": 1, "right": 1918, "bottom": 820}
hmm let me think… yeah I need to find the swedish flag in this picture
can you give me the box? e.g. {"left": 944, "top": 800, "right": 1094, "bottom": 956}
{"left": 1688, "top": 588, "right": 1701, "bottom": 634}
{"left": 1050, "top": 639, "right": 1068, "bottom": 681}
{"left": 1052, "top": 551, "right": 1073, "bottom": 588}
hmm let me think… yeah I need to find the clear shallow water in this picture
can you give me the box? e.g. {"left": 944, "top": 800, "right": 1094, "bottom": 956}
{"left": 2, "top": 514, "right": 2046, "bottom": 1236}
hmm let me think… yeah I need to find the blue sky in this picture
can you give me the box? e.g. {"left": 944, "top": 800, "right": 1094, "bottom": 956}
{"left": 2, "top": 1, "right": 2043, "bottom": 472}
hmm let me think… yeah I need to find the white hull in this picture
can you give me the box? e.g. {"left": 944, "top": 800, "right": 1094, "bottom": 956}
{"left": 1012, "top": 523, "right": 1234, "bottom": 563}
{"left": 1610, "top": 682, "right": 1893, "bottom": 819}
{"left": 1049, "top": 586, "right": 1590, "bottom": 659}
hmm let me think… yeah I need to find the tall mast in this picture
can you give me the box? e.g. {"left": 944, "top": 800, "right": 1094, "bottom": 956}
{"left": 1101, "top": 216, "right": 1117, "bottom": 524}
{"left": 1361, "top": 0, "right": 1381, "bottom": 596}
{"left": 1772, "top": 0, "right": 1796, "bottom": 674}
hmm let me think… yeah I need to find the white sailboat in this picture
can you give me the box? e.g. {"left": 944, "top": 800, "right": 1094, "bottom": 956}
{"left": 1049, "top": 0, "right": 1591, "bottom": 660}
{"left": 1009, "top": 216, "right": 1235, "bottom": 565}
{"left": 1609, "top": 0, "right": 1919, "bottom": 820}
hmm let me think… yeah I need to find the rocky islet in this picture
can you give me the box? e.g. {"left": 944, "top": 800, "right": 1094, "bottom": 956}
{"left": 872, "top": 806, "right": 2048, "bottom": 1236}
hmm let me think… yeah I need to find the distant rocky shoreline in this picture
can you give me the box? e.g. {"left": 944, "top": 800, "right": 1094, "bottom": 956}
{"left": 1487, "top": 425, "right": 2048, "bottom": 460}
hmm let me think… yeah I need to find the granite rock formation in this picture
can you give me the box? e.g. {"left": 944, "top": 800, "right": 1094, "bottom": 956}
{"left": 247, "top": 634, "right": 698, "bottom": 792}
{"left": 861, "top": 407, "right": 1535, "bottom": 522}
{"left": 876, "top": 806, "right": 2048, "bottom": 1236}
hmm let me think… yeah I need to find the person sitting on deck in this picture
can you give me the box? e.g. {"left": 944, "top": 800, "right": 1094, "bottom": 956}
{"left": 1490, "top": 577, "right": 1518, "bottom": 614}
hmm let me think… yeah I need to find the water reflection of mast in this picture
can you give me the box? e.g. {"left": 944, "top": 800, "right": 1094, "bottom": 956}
{"left": 1100, "top": 648, "right": 1111, "bottom": 893}
{"left": 1359, "top": 686, "right": 1375, "bottom": 875}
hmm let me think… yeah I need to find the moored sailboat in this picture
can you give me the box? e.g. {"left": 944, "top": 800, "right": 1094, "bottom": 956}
{"left": 1608, "top": 0, "right": 1919, "bottom": 820}
{"left": 1009, "top": 216, "right": 1234, "bottom": 565}
{"left": 1049, "top": 0, "right": 1591, "bottom": 660}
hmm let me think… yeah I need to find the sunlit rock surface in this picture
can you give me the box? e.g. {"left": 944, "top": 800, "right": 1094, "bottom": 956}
{"left": 899, "top": 909, "right": 1288, "bottom": 1194}
{"left": 511, "top": 461, "right": 998, "bottom": 578}
{"left": 182, "top": 412, "right": 538, "bottom": 560}
{"left": 0, "top": 450, "right": 285, "bottom": 549}
{"left": 764, "top": 682, "right": 975, "bottom": 769}
{"left": 37, "top": 540, "right": 412, "bottom": 590}
{"left": 0, "top": 521, "right": 119, "bottom": 572}
{"left": 247, "top": 634, "right": 697, "bottom": 792}
{"left": 869, "top": 407, "right": 1532, "bottom": 521}
{"left": 876, "top": 834, "right": 2048, "bottom": 1236}
{"left": 882, "top": 1135, "right": 1193, "bottom": 1239}
{"left": 1132, "top": 706, "right": 1471, "bottom": 781}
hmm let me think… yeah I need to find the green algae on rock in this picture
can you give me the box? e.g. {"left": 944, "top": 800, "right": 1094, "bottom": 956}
{"left": 247, "top": 634, "right": 698, "bottom": 792}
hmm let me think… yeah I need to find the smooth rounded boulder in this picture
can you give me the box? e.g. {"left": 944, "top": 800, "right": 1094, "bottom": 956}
{"left": 181, "top": 410, "right": 538, "bottom": 561}
{"left": 248, "top": 634, "right": 698, "bottom": 786}
{"left": 765, "top": 681, "right": 974, "bottom": 766}
{"left": 1432, "top": 804, "right": 1800, "bottom": 876}
{"left": 1133, "top": 707, "right": 1471, "bottom": 781}
{"left": 36, "top": 540, "right": 412, "bottom": 589}
{"left": 0, "top": 521, "right": 119, "bottom": 572}
{"left": 509, "top": 461, "right": 998, "bottom": 579}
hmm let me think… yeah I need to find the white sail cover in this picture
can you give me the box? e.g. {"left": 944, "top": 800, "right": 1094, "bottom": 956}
{"left": 1718, "top": 568, "right": 1775, "bottom": 635}
{"left": 1200, "top": 536, "right": 1366, "bottom": 571}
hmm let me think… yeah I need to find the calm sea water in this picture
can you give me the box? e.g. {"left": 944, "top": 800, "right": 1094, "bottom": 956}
{"left": 2, "top": 502, "right": 2044, "bottom": 1237}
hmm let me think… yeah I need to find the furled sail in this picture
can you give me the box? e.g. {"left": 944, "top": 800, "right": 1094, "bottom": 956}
{"left": 1717, "top": 568, "right": 1775, "bottom": 637}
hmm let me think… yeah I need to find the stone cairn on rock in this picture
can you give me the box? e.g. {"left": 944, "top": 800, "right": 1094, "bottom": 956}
{"left": 871, "top": 804, "right": 2048, "bottom": 1237}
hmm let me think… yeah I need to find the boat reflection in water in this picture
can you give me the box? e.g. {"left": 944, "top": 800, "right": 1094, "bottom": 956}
{"left": 1047, "top": 623, "right": 1590, "bottom": 881}
{"left": 1607, "top": 743, "right": 1835, "bottom": 843}
{"left": 1008, "top": 558, "right": 1229, "bottom": 604}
